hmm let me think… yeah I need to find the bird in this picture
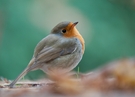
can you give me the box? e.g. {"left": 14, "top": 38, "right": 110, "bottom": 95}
{"left": 9, "top": 21, "right": 85, "bottom": 88}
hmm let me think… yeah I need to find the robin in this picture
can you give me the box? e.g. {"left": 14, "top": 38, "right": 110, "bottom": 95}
{"left": 9, "top": 21, "right": 85, "bottom": 88}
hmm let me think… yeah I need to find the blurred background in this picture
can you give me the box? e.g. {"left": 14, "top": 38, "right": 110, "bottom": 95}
{"left": 0, "top": 0, "right": 135, "bottom": 80}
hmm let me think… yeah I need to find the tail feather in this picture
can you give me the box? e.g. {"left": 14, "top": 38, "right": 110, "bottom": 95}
{"left": 9, "top": 58, "right": 35, "bottom": 88}
{"left": 9, "top": 68, "right": 28, "bottom": 88}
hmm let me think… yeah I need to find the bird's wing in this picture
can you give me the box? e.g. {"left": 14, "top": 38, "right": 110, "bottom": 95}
{"left": 34, "top": 34, "right": 78, "bottom": 63}
{"left": 27, "top": 34, "right": 79, "bottom": 71}
{"left": 34, "top": 34, "right": 59, "bottom": 57}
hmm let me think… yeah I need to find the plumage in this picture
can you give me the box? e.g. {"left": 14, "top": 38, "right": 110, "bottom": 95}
{"left": 9, "top": 21, "right": 85, "bottom": 88}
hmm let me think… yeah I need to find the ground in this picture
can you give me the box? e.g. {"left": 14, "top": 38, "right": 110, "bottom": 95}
{"left": 0, "top": 58, "right": 135, "bottom": 97}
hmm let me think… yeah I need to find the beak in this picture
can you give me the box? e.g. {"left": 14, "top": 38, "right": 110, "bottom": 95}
{"left": 73, "top": 22, "right": 78, "bottom": 26}
{"left": 70, "top": 22, "right": 78, "bottom": 30}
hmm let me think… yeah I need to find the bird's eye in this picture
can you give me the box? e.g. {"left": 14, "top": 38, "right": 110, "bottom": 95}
{"left": 62, "top": 29, "right": 66, "bottom": 33}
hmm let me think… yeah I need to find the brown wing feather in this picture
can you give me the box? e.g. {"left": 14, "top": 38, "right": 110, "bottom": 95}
{"left": 30, "top": 34, "right": 78, "bottom": 69}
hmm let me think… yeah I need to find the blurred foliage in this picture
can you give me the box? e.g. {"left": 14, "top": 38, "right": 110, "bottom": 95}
{"left": 0, "top": 0, "right": 135, "bottom": 80}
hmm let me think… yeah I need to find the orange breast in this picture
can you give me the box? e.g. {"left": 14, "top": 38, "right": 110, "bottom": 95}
{"left": 63, "top": 23, "right": 85, "bottom": 54}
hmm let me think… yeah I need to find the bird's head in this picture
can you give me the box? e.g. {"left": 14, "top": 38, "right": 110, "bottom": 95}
{"left": 51, "top": 21, "right": 85, "bottom": 53}
{"left": 51, "top": 21, "right": 78, "bottom": 37}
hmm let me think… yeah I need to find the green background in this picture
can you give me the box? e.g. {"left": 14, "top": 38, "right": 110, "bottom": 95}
{"left": 0, "top": 0, "right": 135, "bottom": 80}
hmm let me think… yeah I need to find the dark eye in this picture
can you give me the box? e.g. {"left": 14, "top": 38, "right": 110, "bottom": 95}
{"left": 62, "top": 29, "right": 66, "bottom": 33}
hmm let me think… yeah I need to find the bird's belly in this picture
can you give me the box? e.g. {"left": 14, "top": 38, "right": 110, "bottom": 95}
{"left": 40, "top": 52, "right": 82, "bottom": 74}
